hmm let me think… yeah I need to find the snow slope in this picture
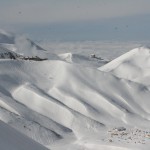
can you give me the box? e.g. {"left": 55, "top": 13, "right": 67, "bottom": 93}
{"left": 0, "top": 120, "right": 48, "bottom": 150}
{"left": 99, "top": 46, "right": 150, "bottom": 86}
{"left": 0, "top": 58, "right": 150, "bottom": 149}
{"left": 0, "top": 45, "right": 20, "bottom": 59}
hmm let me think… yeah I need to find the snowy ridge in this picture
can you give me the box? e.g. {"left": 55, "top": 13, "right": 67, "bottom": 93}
{"left": 99, "top": 46, "right": 150, "bottom": 85}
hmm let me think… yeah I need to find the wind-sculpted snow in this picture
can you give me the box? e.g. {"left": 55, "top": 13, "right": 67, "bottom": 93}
{"left": 1, "top": 40, "right": 150, "bottom": 149}
{"left": 0, "top": 52, "right": 150, "bottom": 149}
{"left": 99, "top": 46, "right": 150, "bottom": 85}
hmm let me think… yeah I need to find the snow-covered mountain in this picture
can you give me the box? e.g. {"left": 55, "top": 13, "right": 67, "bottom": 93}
{"left": 0, "top": 46, "right": 20, "bottom": 59}
{"left": 0, "top": 29, "right": 46, "bottom": 52}
{"left": 0, "top": 49, "right": 150, "bottom": 149}
{"left": 0, "top": 30, "right": 44, "bottom": 50}
{"left": 0, "top": 30, "right": 59, "bottom": 60}
{"left": 99, "top": 46, "right": 150, "bottom": 85}
{"left": 1, "top": 30, "right": 150, "bottom": 150}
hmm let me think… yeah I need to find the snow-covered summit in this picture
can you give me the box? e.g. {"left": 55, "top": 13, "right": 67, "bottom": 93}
{"left": 0, "top": 29, "right": 57, "bottom": 59}
{"left": 99, "top": 46, "right": 150, "bottom": 85}
{"left": 0, "top": 29, "right": 46, "bottom": 52}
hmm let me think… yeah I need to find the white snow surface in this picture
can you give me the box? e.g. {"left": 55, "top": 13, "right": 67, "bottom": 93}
{"left": 0, "top": 120, "right": 48, "bottom": 150}
{"left": 99, "top": 46, "right": 150, "bottom": 86}
{"left": 1, "top": 30, "right": 150, "bottom": 150}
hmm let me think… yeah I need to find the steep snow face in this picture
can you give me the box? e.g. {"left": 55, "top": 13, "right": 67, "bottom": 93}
{"left": 99, "top": 47, "right": 150, "bottom": 85}
{"left": 0, "top": 120, "right": 48, "bottom": 150}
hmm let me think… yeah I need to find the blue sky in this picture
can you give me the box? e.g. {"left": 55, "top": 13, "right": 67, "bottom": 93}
{"left": 0, "top": 0, "right": 150, "bottom": 41}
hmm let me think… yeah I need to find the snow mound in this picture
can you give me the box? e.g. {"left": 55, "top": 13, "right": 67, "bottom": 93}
{"left": 99, "top": 46, "right": 150, "bottom": 85}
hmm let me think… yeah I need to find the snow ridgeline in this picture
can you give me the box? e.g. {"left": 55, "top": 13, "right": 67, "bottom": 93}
{"left": 0, "top": 30, "right": 110, "bottom": 67}
{"left": 99, "top": 46, "right": 150, "bottom": 85}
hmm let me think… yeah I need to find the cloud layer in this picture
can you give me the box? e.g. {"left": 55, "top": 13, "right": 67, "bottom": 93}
{"left": 15, "top": 35, "right": 38, "bottom": 56}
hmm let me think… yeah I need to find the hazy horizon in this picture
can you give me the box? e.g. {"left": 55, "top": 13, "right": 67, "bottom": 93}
{"left": 0, "top": 0, "right": 150, "bottom": 42}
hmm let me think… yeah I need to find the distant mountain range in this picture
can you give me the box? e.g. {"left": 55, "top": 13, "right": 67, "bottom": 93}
{"left": 0, "top": 29, "right": 46, "bottom": 51}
